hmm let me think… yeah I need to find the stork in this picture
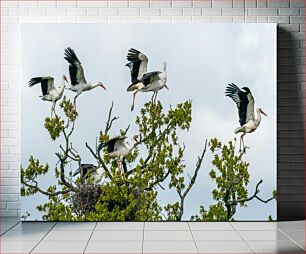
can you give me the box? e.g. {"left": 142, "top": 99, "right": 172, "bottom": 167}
{"left": 97, "top": 135, "right": 139, "bottom": 172}
{"left": 126, "top": 48, "right": 169, "bottom": 111}
{"left": 28, "top": 75, "right": 68, "bottom": 117}
{"left": 64, "top": 47, "right": 107, "bottom": 108}
{"left": 72, "top": 163, "right": 105, "bottom": 185}
{"left": 225, "top": 83, "right": 267, "bottom": 151}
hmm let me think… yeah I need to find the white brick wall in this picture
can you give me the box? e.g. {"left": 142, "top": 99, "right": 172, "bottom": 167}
{"left": 0, "top": 0, "right": 305, "bottom": 218}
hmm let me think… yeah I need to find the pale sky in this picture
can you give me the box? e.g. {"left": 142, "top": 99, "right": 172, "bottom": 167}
{"left": 21, "top": 23, "right": 276, "bottom": 221}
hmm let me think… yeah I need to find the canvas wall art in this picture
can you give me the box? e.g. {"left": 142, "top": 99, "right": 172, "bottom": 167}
{"left": 21, "top": 24, "right": 276, "bottom": 221}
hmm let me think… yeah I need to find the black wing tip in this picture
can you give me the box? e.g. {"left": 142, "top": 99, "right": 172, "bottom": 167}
{"left": 242, "top": 86, "right": 251, "bottom": 93}
{"left": 28, "top": 77, "right": 42, "bottom": 87}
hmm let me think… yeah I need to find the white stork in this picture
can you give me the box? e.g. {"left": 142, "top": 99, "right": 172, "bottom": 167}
{"left": 28, "top": 75, "right": 68, "bottom": 117}
{"left": 97, "top": 136, "right": 139, "bottom": 172}
{"left": 225, "top": 83, "right": 267, "bottom": 151}
{"left": 73, "top": 163, "right": 105, "bottom": 185}
{"left": 126, "top": 48, "right": 169, "bottom": 111}
{"left": 64, "top": 47, "right": 107, "bottom": 108}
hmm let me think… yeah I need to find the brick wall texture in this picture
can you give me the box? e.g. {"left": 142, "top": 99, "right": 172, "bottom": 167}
{"left": 0, "top": 0, "right": 305, "bottom": 220}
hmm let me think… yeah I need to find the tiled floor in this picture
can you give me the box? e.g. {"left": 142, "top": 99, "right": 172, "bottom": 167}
{"left": 0, "top": 218, "right": 304, "bottom": 253}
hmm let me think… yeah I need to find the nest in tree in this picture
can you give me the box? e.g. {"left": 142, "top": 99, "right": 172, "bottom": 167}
{"left": 70, "top": 184, "right": 101, "bottom": 215}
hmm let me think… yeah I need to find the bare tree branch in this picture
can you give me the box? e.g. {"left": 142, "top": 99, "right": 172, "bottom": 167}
{"left": 104, "top": 102, "right": 119, "bottom": 135}
{"left": 23, "top": 180, "right": 72, "bottom": 196}
{"left": 176, "top": 140, "right": 207, "bottom": 220}
{"left": 85, "top": 142, "right": 113, "bottom": 180}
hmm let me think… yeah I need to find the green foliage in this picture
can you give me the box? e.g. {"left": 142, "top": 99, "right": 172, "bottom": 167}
{"left": 192, "top": 138, "right": 275, "bottom": 221}
{"left": 22, "top": 99, "right": 203, "bottom": 221}
{"left": 21, "top": 156, "right": 49, "bottom": 196}
{"left": 44, "top": 116, "right": 64, "bottom": 141}
{"left": 191, "top": 203, "right": 228, "bottom": 221}
{"left": 60, "top": 96, "right": 78, "bottom": 122}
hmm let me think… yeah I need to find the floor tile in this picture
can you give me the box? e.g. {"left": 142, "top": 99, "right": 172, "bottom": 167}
{"left": 85, "top": 241, "right": 143, "bottom": 253}
{"left": 32, "top": 241, "right": 87, "bottom": 253}
{"left": 282, "top": 230, "right": 305, "bottom": 249}
{"left": 144, "top": 230, "right": 193, "bottom": 241}
{"left": 42, "top": 230, "right": 92, "bottom": 242}
{"left": 248, "top": 240, "right": 304, "bottom": 253}
{"left": 143, "top": 241, "right": 198, "bottom": 253}
{"left": 1, "top": 217, "right": 21, "bottom": 224}
{"left": 239, "top": 230, "right": 291, "bottom": 241}
{"left": 90, "top": 230, "right": 143, "bottom": 241}
{"left": 192, "top": 230, "right": 243, "bottom": 241}
{"left": 0, "top": 241, "right": 37, "bottom": 253}
{"left": 231, "top": 222, "right": 276, "bottom": 230}
{"left": 196, "top": 241, "right": 253, "bottom": 253}
{"left": 145, "top": 222, "right": 189, "bottom": 230}
{"left": 1, "top": 230, "right": 47, "bottom": 242}
{"left": 276, "top": 221, "right": 305, "bottom": 231}
{"left": 95, "top": 222, "right": 143, "bottom": 231}
{"left": 52, "top": 222, "right": 96, "bottom": 231}
{"left": 189, "top": 222, "right": 234, "bottom": 231}
{"left": 11, "top": 222, "right": 55, "bottom": 231}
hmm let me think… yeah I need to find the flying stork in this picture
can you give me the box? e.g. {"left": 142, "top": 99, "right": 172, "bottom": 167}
{"left": 225, "top": 83, "right": 267, "bottom": 151}
{"left": 97, "top": 135, "right": 139, "bottom": 172}
{"left": 28, "top": 75, "right": 68, "bottom": 117}
{"left": 73, "top": 163, "right": 105, "bottom": 185}
{"left": 126, "top": 48, "right": 169, "bottom": 111}
{"left": 64, "top": 47, "right": 107, "bottom": 108}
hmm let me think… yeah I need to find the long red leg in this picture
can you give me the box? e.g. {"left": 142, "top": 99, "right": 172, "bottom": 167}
{"left": 131, "top": 91, "right": 138, "bottom": 111}
{"left": 241, "top": 133, "right": 246, "bottom": 150}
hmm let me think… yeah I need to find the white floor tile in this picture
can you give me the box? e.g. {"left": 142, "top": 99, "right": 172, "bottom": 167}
{"left": 11, "top": 222, "right": 55, "bottom": 231}
{"left": 90, "top": 230, "right": 143, "bottom": 241}
{"left": 231, "top": 222, "right": 276, "bottom": 230}
{"left": 32, "top": 241, "right": 87, "bottom": 253}
{"left": 42, "top": 230, "right": 92, "bottom": 242}
{"left": 239, "top": 230, "right": 292, "bottom": 241}
{"left": 95, "top": 222, "right": 143, "bottom": 231}
{"left": 193, "top": 230, "right": 243, "bottom": 241}
{"left": 197, "top": 241, "right": 253, "bottom": 253}
{"left": 143, "top": 241, "right": 198, "bottom": 253}
{"left": 248, "top": 240, "right": 304, "bottom": 253}
{"left": 276, "top": 221, "right": 305, "bottom": 231}
{"left": 52, "top": 222, "right": 96, "bottom": 231}
{"left": 145, "top": 222, "right": 190, "bottom": 230}
{"left": 189, "top": 222, "right": 234, "bottom": 231}
{"left": 1, "top": 230, "right": 47, "bottom": 242}
{"left": 144, "top": 230, "right": 193, "bottom": 241}
{"left": 0, "top": 241, "right": 37, "bottom": 253}
{"left": 282, "top": 230, "right": 305, "bottom": 249}
{"left": 85, "top": 241, "right": 143, "bottom": 253}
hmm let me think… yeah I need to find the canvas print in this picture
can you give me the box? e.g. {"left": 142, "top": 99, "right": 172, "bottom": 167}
{"left": 21, "top": 24, "right": 276, "bottom": 221}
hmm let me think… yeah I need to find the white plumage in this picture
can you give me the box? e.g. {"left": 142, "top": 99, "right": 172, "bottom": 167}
{"left": 225, "top": 83, "right": 267, "bottom": 150}
{"left": 28, "top": 75, "right": 68, "bottom": 117}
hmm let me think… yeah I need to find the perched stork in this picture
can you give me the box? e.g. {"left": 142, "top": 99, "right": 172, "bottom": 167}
{"left": 126, "top": 48, "right": 168, "bottom": 111}
{"left": 64, "top": 47, "right": 107, "bottom": 108}
{"left": 73, "top": 163, "right": 105, "bottom": 185}
{"left": 97, "top": 136, "right": 139, "bottom": 172}
{"left": 28, "top": 75, "right": 68, "bottom": 117}
{"left": 225, "top": 83, "right": 267, "bottom": 150}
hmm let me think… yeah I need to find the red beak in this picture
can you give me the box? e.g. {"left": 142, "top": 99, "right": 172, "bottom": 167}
{"left": 100, "top": 83, "right": 107, "bottom": 90}
{"left": 260, "top": 109, "right": 267, "bottom": 116}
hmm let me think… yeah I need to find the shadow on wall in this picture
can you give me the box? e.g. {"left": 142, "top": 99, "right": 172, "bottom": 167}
{"left": 277, "top": 27, "right": 305, "bottom": 221}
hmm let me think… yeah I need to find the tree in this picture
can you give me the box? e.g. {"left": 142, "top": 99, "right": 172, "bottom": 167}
{"left": 191, "top": 138, "right": 276, "bottom": 221}
{"left": 21, "top": 97, "right": 207, "bottom": 221}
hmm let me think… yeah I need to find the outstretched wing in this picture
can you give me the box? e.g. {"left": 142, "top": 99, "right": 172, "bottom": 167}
{"left": 126, "top": 48, "right": 148, "bottom": 83}
{"left": 28, "top": 76, "right": 54, "bottom": 96}
{"left": 64, "top": 47, "right": 86, "bottom": 86}
{"left": 225, "top": 83, "right": 253, "bottom": 126}
{"left": 140, "top": 71, "right": 161, "bottom": 87}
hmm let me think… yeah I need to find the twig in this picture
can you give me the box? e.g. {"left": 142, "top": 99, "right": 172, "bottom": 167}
{"left": 85, "top": 142, "right": 113, "bottom": 180}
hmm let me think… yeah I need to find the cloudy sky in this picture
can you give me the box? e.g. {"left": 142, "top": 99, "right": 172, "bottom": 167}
{"left": 21, "top": 23, "right": 276, "bottom": 221}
